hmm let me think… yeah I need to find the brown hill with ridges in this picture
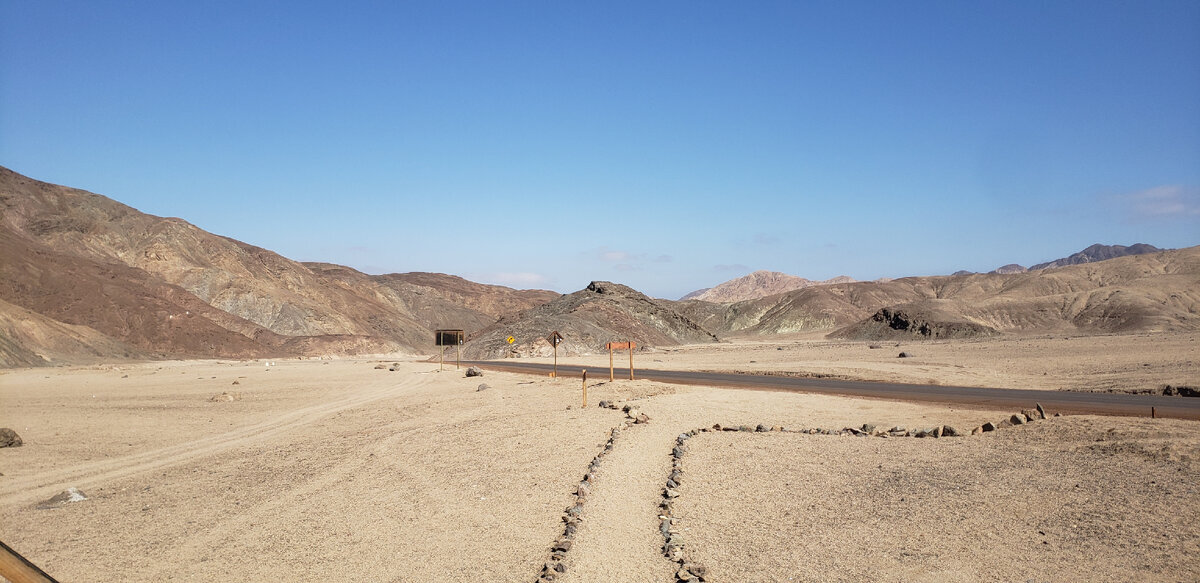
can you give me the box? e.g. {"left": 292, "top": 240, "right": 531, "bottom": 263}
{"left": 463, "top": 281, "right": 718, "bottom": 359}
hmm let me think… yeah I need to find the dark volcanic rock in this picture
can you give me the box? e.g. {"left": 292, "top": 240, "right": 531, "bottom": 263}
{"left": 832, "top": 306, "right": 999, "bottom": 341}
{"left": 0, "top": 428, "right": 21, "bottom": 447}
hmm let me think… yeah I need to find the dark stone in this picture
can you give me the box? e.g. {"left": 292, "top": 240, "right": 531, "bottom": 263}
{"left": 739, "top": 425, "right": 753, "bottom": 432}
{"left": 898, "top": 352, "right": 911, "bottom": 358}
{"left": 465, "top": 366, "right": 484, "bottom": 377}
{"left": 942, "top": 425, "right": 960, "bottom": 437}
{"left": 755, "top": 424, "right": 768, "bottom": 432}
{"left": 1010, "top": 414, "right": 1025, "bottom": 425}
{"left": 981, "top": 422, "right": 996, "bottom": 432}
{"left": 1036, "top": 403, "right": 1047, "bottom": 419}
{"left": 0, "top": 428, "right": 22, "bottom": 448}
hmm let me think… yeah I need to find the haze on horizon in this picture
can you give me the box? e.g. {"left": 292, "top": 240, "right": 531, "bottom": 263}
{"left": 2, "top": 1, "right": 1198, "bottom": 299}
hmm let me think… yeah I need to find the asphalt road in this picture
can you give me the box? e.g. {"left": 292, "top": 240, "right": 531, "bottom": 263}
{"left": 463, "top": 361, "right": 1200, "bottom": 420}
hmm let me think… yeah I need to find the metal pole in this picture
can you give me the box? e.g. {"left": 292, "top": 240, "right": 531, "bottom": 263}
{"left": 456, "top": 340, "right": 461, "bottom": 370}
{"left": 553, "top": 343, "right": 557, "bottom": 378}
{"left": 582, "top": 369, "right": 587, "bottom": 407}
{"left": 439, "top": 346, "right": 444, "bottom": 371}
{"left": 629, "top": 340, "right": 634, "bottom": 381}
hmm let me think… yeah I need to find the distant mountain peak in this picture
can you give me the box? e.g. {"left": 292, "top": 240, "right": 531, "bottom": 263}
{"left": 681, "top": 270, "right": 856, "bottom": 303}
{"left": 1029, "top": 243, "right": 1163, "bottom": 270}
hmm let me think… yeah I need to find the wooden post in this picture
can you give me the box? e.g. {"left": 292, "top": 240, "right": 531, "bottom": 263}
{"left": 609, "top": 343, "right": 614, "bottom": 381}
{"left": 456, "top": 341, "right": 461, "bottom": 370}
{"left": 628, "top": 340, "right": 634, "bottom": 380}
{"left": 1151, "top": 406, "right": 1156, "bottom": 419}
{"left": 582, "top": 369, "right": 587, "bottom": 407}
{"left": 553, "top": 343, "right": 558, "bottom": 378}
{"left": 439, "top": 346, "right": 444, "bottom": 371}
{"left": 0, "top": 540, "right": 58, "bottom": 583}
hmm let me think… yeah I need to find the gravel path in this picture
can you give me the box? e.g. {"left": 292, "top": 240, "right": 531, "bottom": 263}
{"left": 559, "top": 417, "right": 680, "bottom": 582}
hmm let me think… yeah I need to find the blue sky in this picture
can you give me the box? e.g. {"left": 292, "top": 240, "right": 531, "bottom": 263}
{"left": 2, "top": 1, "right": 1198, "bottom": 299}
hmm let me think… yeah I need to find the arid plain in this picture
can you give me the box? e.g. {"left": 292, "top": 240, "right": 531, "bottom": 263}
{"left": 2, "top": 333, "right": 1198, "bottom": 582}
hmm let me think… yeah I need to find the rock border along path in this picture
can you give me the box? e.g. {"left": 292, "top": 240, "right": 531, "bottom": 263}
{"left": 536, "top": 402, "right": 650, "bottom": 582}
{"left": 656, "top": 405, "right": 1055, "bottom": 583}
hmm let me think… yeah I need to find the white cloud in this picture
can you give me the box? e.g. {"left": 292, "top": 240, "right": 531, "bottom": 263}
{"left": 479, "top": 272, "right": 551, "bottom": 288}
{"left": 1117, "top": 185, "right": 1200, "bottom": 218}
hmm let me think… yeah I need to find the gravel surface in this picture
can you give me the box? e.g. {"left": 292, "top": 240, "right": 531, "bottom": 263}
{"left": 675, "top": 417, "right": 1200, "bottom": 582}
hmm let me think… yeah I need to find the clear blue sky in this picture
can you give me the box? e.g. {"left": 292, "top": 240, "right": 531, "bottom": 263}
{"left": 3, "top": 1, "right": 1198, "bottom": 299}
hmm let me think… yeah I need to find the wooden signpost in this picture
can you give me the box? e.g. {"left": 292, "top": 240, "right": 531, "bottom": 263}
{"left": 547, "top": 331, "right": 564, "bottom": 378}
{"left": 434, "top": 329, "right": 464, "bottom": 371}
{"left": 581, "top": 369, "right": 587, "bottom": 407}
{"left": 605, "top": 341, "right": 636, "bottom": 381}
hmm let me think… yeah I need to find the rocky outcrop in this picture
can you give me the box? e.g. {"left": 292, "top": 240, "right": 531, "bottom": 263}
{"left": 463, "top": 281, "right": 718, "bottom": 359}
{"left": 830, "top": 306, "right": 999, "bottom": 340}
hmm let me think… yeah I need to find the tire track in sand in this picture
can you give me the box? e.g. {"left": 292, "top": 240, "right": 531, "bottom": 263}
{"left": 0, "top": 372, "right": 433, "bottom": 507}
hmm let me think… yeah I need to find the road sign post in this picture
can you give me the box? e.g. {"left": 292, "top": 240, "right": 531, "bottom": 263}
{"left": 547, "top": 331, "right": 564, "bottom": 378}
{"left": 581, "top": 369, "right": 587, "bottom": 407}
{"left": 435, "top": 330, "right": 464, "bottom": 372}
{"left": 605, "top": 341, "right": 636, "bottom": 381}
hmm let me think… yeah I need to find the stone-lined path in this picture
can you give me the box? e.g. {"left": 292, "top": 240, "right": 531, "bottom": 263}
{"left": 555, "top": 412, "right": 683, "bottom": 582}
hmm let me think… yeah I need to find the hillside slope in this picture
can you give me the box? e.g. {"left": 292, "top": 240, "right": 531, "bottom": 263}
{"left": 463, "top": 281, "right": 718, "bottom": 359}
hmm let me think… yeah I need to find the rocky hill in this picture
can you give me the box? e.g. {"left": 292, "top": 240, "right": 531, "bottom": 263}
{"left": 463, "top": 281, "right": 718, "bottom": 359}
{"left": 686, "top": 246, "right": 1199, "bottom": 339}
{"left": 680, "top": 271, "right": 855, "bottom": 303}
{"left": 0, "top": 166, "right": 556, "bottom": 366}
{"left": 1029, "top": 243, "right": 1163, "bottom": 270}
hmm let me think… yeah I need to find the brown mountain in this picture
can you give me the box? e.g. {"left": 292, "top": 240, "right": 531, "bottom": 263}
{"left": 462, "top": 281, "right": 718, "bottom": 359}
{"left": 686, "top": 246, "right": 1200, "bottom": 339}
{"left": 680, "top": 270, "right": 856, "bottom": 303}
{"left": 1029, "top": 243, "right": 1163, "bottom": 270}
{"left": 0, "top": 166, "right": 555, "bottom": 366}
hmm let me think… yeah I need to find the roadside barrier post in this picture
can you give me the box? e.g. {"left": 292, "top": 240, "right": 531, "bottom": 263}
{"left": 581, "top": 369, "right": 587, "bottom": 407}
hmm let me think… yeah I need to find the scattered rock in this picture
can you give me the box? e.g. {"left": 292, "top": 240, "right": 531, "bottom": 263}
{"left": 465, "top": 367, "right": 484, "bottom": 377}
{"left": 39, "top": 487, "right": 87, "bottom": 508}
{"left": 755, "top": 424, "right": 768, "bottom": 432}
{"left": 981, "top": 422, "right": 996, "bottom": 432}
{"left": 231, "top": 380, "right": 240, "bottom": 385}
{"left": 1163, "top": 385, "right": 1200, "bottom": 397}
{"left": 861, "top": 423, "right": 877, "bottom": 433}
{"left": 374, "top": 364, "right": 387, "bottom": 369}
{"left": 898, "top": 352, "right": 912, "bottom": 358}
{"left": 1022, "top": 409, "right": 1038, "bottom": 422}
{"left": 738, "top": 425, "right": 753, "bottom": 432}
{"left": 0, "top": 428, "right": 22, "bottom": 448}
{"left": 597, "top": 400, "right": 611, "bottom": 408}
{"left": 208, "top": 392, "right": 240, "bottom": 402}
{"left": 942, "top": 425, "right": 960, "bottom": 437}
{"left": 1035, "top": 403, "right": 1047, "bottom": 419}
{"left": 476, "top": 383, "right": 490, "bottom": 392}
{"left": 634, "top": 413, "right": 650, "bottom": 424}
{"left": 1010, "top": 414, "right": 1025, "bottom": 425}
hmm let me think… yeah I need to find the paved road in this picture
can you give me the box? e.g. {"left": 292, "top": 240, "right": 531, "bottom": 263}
{"left": 464, "top": 361, "right": 1200, "bottom": 420}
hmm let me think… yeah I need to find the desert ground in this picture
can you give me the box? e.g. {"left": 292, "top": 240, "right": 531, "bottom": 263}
{"left": 525, "top": 332, "right": 1198, "bottom": 394}
{"left": 1, "top": 339, "right": 1198, "bottom": 582}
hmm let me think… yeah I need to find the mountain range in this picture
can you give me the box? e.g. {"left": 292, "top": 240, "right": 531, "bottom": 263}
{"left": 1, "top": 166, "right": 1196, "bottom": 367}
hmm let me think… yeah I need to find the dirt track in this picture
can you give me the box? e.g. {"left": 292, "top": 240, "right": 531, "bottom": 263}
{"left": 2, "top": 359, "right": 1198, "bottom": 581}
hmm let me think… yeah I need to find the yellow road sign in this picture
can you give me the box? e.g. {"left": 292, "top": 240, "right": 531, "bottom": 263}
{"left": 506, "top": 336, "right": 515, "bottom": 344}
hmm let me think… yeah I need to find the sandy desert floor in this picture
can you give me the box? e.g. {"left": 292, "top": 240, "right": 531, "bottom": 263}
{"left": 1, "top": 356, "right": 1198, "bottom": 582}
{"left": 522, "top": 332, "right": 1198, "bottom": 393}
